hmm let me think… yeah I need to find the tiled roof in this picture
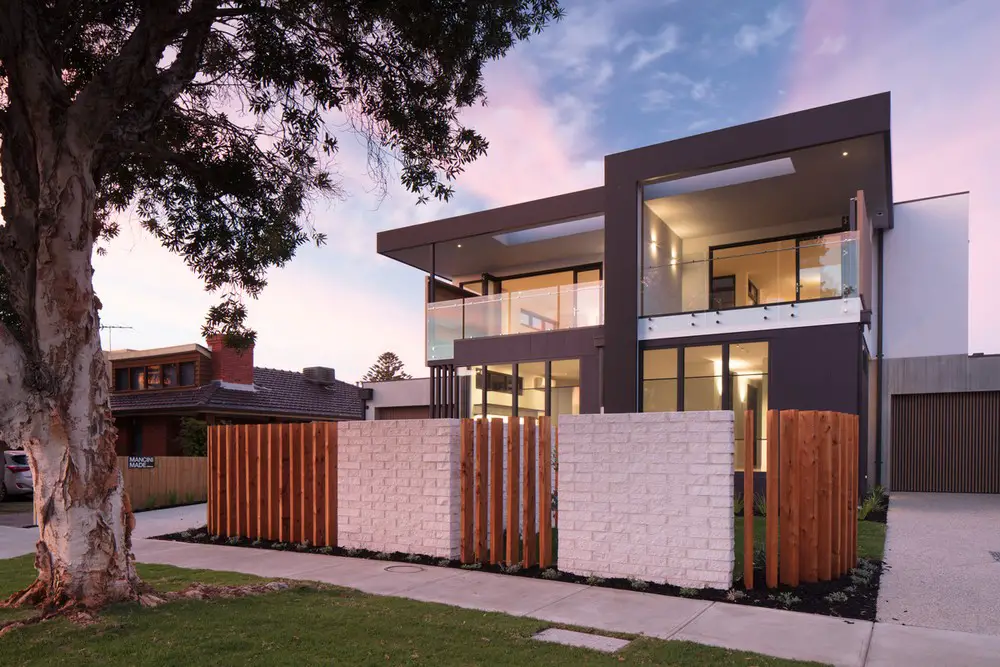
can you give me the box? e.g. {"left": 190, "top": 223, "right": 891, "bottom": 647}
{"left": 109, "top": 367, "right": 364, "bottom": 420}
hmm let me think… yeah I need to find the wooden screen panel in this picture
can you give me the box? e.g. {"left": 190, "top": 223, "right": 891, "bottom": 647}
{"left": 743, "top": 411, "right": 754, "bottom": 589}
{"left": 489, "top": 418, "right": 504, "bottom": 564}
{"left": 522, "top": 417, "right": 537, "bottom": 568}
{"left": 474, "top": 418, "right": 489, "bottom": 562}
{"left": 459, "top": 419, "right": 475, "bottom": 563}
{"left": 890, "top": 392, "right": 1000, "bottom": 494}
{"left": 779, "top": 410, "right": 799, "bottom": 586}
{"left": 817, "top": 412, "right": 833, "bottom": 581}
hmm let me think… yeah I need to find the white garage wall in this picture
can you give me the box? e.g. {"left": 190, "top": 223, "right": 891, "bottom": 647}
{"left": 883, "top": 193, "right": 970, "bottom": 358}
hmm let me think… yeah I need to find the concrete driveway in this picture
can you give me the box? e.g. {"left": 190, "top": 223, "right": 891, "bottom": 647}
{"left": 878, "top": 492, "right": 1000, "bottom": 636}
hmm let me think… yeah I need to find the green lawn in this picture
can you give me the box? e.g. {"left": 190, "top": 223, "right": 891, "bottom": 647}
{"left": 734, "top": 517, "right": 887, "bottom": 577}
{"left": 0, "top": 555, "right": 822, "bottom": 667}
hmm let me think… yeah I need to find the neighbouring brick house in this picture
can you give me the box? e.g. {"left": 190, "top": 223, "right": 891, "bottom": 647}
{"left": 108, "top": 335, "right": 364, "bottom": 456}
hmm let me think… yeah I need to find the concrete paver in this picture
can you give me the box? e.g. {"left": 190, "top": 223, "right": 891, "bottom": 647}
{"left": 533, "top": 628, "right": 631, "bottom": 653}
{"left": 866, "top": 622, "right": 1000, "bottom": 667}
{"left": 878, "top": 493, "right": 1000, "bottom": 636}
{"left": 528, "top": 586, "right": 712, "bottom": 639}
{"left": 672, "top": 601, "right": 874, "bottom": 667}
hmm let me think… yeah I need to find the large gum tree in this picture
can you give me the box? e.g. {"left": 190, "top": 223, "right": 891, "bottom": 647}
{"left": 0, "top": 0, "right": 560, "bottom": 610}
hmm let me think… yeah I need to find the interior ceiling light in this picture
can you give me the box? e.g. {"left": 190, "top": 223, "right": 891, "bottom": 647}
{"left": 643, "top": 157, "right": 795, "bottom": 201}
{"left": 457, "top": 244, "right": 462, "bottom": 248}
{"left": 493, "top": 215, "right": 604, "bottom": 246}
{"left": 842, "top": 151, "right": 849, "bottom": 156}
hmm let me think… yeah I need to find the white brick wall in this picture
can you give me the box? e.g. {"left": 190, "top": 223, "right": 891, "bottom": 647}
{"left": 337, "top": 419, "right": 460, "bottom": 559}
{"left": 557, "top": 412, "right": 734, "bottom": 589}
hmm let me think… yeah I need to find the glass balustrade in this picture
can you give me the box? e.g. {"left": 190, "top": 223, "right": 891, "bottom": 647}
{"left": 426, "top": 281, "right": 604, "bottom": 361}
{"left": 641, "top": 231, "right": 858, "bottom": 317}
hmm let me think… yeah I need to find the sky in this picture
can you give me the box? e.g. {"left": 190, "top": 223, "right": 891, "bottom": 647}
{"left": 93, "top": 0, "right": 1000, "bottom": 382}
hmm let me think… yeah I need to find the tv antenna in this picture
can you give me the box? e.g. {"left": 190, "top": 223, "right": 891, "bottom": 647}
{"left": 100, "top": 324, "right": 133, "bottom": 351}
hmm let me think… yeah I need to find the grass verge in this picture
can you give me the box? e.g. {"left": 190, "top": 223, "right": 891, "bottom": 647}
{"left": 0, "top": 555, "right": 822, "bottom": 667}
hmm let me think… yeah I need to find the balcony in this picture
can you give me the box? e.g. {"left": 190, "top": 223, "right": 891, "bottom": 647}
{"left": 640, "top": 231, "right": 860, "bottom": 339}
{"left": 427, "top": 281, "right": 604, "bottom": 362}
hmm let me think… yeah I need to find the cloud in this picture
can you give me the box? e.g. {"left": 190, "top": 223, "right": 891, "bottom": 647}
{"left": 735, "top": 7, "right": 794, "bottom": 54}
{"left": 640, "top": 72, "right": 714, "bottom": 111}
{"left": 814, "top": 34, "right": 847, "bottom": 55}
{"left": 783, "top": 0, "right": 1000, "bottom": 353}
{"left": 629, "top": 24, "right": 682, "bottom": 71}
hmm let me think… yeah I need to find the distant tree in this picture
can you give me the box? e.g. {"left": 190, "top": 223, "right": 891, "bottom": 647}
{"left": 362, "top": 352, "right": 412, "bottom": 382}
{"left": 0, "top": 0, "right": 562, "bottom": 611}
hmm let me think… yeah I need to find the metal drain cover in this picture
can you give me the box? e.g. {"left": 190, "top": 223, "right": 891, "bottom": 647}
{"left": 384, "top": 564, "right": 425, "bottom": 573}
{"left": 989, "top": 551, "right": 1000, "bottom": 563}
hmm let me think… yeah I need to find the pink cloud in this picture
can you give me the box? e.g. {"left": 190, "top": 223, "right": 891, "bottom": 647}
{"left": 782, "top": 0, "right": 1000, "bottom": 353}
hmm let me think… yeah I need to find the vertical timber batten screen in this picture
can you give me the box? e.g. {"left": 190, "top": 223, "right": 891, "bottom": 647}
{"left": 207, "top": 422, "right": 338, "bottom": 547}
{"left": 752, "top": 410, "right": 859, "bottom": 590}
{"left": 459, "top": 416, "right": 556, "bottom": 567}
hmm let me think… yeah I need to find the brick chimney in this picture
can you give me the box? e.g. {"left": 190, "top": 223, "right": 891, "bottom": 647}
{"left": 206, "top": 335, "right": 255, "bottom": 385}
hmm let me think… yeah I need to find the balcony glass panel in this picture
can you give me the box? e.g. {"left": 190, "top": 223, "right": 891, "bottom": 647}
{"left": 426, "top": 281, "right": 604, "bottom": 361}
{"left": 641, "top": 232, "right": 858, "bottom": 317}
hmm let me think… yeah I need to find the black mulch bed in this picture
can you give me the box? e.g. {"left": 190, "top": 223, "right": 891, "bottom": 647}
{"left": 155, "top": 527, "right": 883, "bottom": 621}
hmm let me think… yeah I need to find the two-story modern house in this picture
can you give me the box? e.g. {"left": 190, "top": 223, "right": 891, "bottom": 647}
{"left": 377, "top": 92, "right": 990, "bottom": 494}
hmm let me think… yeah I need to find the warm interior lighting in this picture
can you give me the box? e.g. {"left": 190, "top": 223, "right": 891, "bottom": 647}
{"left": 842, "top": 151, "right": 849, "bottom": 157}
{"left": 457, "top": 244, "right": 462, "bottom": 248}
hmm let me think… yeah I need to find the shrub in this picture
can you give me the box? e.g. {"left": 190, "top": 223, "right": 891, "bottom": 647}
{"left": 167, "top": 491, "right": 179, "bottom": 507}
{"left": 824, "top": 591, "right": 849, "bottom": 603}
{"left": 858, "top": 486, "right": 889, "bottom": 521}
{"left": 734, "top": 493, "right": 745, "bottom": 515}
{"left": 585, "top": 575, "right": 605, "bottom": 586}
{"left": 437, "top": 558, "right": 452, "bottom": 568}
{"left": 227, "top": 536, "right": 240, "bottom": 546}
{"left": 460, "top": 562, "right": 482, "bottom": 570}
{"left": 629, "top": 577, "right": 649, "bottom": 591}
{"left": 251, "top": 539, "right": 264, "bottom": 547}
{"left": 679, "top": 587, "right": 699, "bottom": 598}
{"left": 374, "top": 551, "right": 391, "bottom": 560}
{"left": 175, "top": 417, "right": 208, "bottom": 456}
{"left": 500, "top": 563, "right": 522, "bottom": 575}
{"left": 753, "top": 492, "right": 767, "bottom": 517}
{"left": 405, "top": 553, "right": 422, "bottom": 562}
{"left": 776, "top": 592, "right": 801, "bottom": 607}
{"left": 541, "top": 568, "right": 561, "bottom": 580}
{"left": 725, "top": 589, "right": 747, "bottom": 602}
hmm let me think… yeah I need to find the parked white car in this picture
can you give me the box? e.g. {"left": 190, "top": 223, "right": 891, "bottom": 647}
{"left": 1, "top": 450, "right": 33, "bottom": 501}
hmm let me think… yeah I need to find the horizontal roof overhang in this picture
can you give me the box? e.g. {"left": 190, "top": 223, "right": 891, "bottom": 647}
{"left": 377, "top": 187, "right": 604, "bottom": 276}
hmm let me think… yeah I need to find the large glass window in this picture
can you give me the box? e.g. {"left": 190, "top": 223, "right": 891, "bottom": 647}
{"left": 730, "top": 342, "right": 769, "bottom": 472}
{"left": 130, "top": 367, "right": 145, "bottom": 391}
{"left": 798, "top": 234, "right": 846, "bottom": 300}
{"left": 684, "top": 345, "right": 723, "bottom": 411}
{"left": 550, "top": 359, "right": 580, "bottom": 425}
{"left": 712, "top": 240, "right": 797, "bottom": 306}
{"left": 641, "top": 341, "right": 769, "bottom": 473}
{"left": 642, "top": 348, "right": 678, "bottom": 412}
{"left": 518, "top": 362, "right": 547, "bottom": 419}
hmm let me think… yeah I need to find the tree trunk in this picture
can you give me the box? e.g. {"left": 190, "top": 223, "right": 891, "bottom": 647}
{"left": 1, "top": 142, "right": 144, "bottom": 610}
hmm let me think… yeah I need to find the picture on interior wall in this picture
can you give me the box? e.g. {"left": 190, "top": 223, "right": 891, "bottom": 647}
{"left": 748, "top": 280, "right": 759, "bottom": 305}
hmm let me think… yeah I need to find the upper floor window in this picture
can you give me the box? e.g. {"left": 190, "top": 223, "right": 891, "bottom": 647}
{"left": 114, "top": 361, "right": 198, "bottom": 391}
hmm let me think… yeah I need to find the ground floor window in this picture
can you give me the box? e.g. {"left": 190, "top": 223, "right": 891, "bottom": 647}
{"left": 641, "top": 341, "right": 769, "bottom": 472}
{"left": 468, "top": 358, "right": 580, "bottom": 425}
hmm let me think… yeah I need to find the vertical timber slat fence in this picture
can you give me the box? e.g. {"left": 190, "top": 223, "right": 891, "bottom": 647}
{"left": 748, "top": 410, "right": 860, "bottom": 589}
{"left": 459, "top": 416, "right": 556, "bottom": 567}
{"left": 207, "top": 422, "right": 338, "bottom": 547}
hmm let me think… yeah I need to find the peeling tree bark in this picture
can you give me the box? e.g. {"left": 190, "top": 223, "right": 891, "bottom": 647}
{"left": 0, "top": 126, "right": 143, "bottom": 613}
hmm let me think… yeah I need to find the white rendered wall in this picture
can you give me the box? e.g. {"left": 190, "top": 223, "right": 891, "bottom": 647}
{"left": 337, "top": 419, "right": 460, "bottom": 558}
{"left": 557, "top": 412, "right": 735, "bottom": 590}
{"left": 884, "top": 193, "right": 970, "bottom": 358}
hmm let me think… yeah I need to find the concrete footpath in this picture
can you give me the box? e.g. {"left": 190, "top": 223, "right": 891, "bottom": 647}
{"left": 2, "top": 505, "right": 999, "bottom": 667}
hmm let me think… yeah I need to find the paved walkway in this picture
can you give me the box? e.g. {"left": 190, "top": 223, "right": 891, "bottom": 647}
{"left": 2, "top": 504, "right": 999, "bottom": 666}
{"left": 878, "top": 493, "right": 1000, "bottom": 636}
